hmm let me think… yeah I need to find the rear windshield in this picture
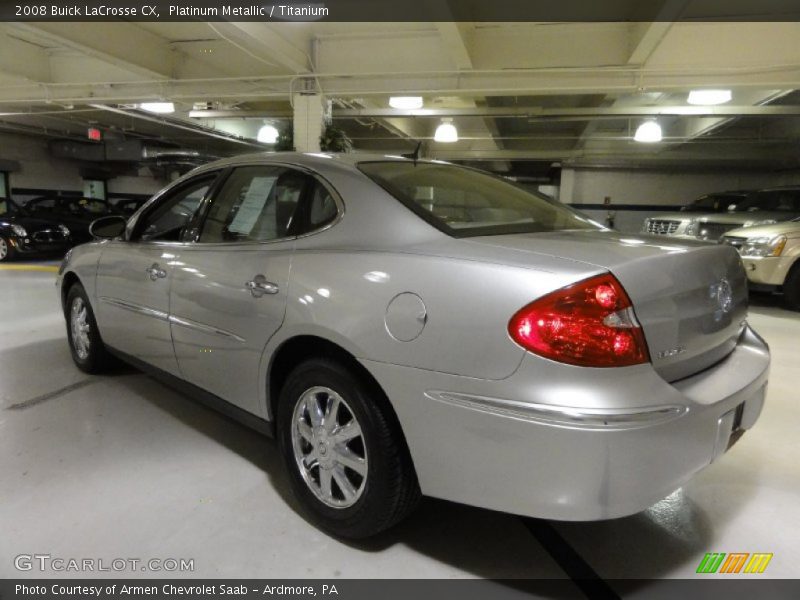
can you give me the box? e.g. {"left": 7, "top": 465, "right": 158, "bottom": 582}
{"left": 735, "top": 190, "right": 800, "bottom": 212}
{"left": 358, "top": 161, "right": 600, "bottom": 237}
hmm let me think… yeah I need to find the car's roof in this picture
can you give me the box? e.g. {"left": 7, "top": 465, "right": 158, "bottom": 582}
{"left": 198, "top": 151, "right": 433, "bottom": 171}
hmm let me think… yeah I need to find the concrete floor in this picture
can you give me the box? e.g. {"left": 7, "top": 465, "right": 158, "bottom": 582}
{"left": 1, "top": 264, "right": 798, "bottom": 586}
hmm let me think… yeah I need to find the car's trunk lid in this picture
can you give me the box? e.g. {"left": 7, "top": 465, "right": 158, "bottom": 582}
{"left": 465, "top": 230, "right": 747, "bottom": 382}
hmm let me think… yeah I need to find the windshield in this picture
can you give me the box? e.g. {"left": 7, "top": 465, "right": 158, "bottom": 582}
{"left": 683, "top": 193, "right": 746, "bottom": 212}
{"left": 358, "top": 161, "right": 600, "bottom": 237}
{"left": 735, "top": 190, "right": 800, "bottom": 213}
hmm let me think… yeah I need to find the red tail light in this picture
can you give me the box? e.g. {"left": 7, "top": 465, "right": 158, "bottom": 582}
{"left": 508, "top": 273, "right": 650, "bottom": 367}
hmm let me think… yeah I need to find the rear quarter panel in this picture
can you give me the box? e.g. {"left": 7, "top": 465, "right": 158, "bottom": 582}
{"left": 269, "top": 247, "right": 593, "bottom": 382}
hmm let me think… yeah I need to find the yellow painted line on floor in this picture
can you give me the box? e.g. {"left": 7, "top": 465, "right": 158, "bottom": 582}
{"left": 0, "top": 264, "right": 59, "bottom": 272}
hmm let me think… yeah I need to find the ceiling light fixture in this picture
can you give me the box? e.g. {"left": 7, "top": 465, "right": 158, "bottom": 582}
{"left": 687, "top": 89, "right": 732, "bottom": 106}
{"left": 634, "top": 120, "right": 662, "bottom": 143}
{"left": 257, "top": 124, "right": 280, "bottom": 144}
{"left": 139, "top": 102, "right": 175, "bottom": 114}
{"left": 389, "top": 96, "right": 424, "bottom": 110}
{"left": 434, "top": 118, "right": 458, "bottom": 143}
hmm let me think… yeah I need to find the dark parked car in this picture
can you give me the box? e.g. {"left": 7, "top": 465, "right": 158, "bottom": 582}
{"left": 0, "top": 198, "right": 72, "bottom": 262}
{"left": 24, "top": 196, "right": 120, "bottom": 245}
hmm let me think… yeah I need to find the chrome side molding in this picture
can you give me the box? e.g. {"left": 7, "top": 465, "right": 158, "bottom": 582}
{"left": 425, "top": 390, "right": 687, "bottom": 430}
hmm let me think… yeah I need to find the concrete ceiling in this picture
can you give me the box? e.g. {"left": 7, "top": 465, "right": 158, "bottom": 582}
{"left": 0, "top": 18, "right": 799, "bottom": 171}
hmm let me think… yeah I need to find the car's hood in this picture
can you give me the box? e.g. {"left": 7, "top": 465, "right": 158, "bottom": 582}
{"left": 724, "top": 220, "right": 800, "bottom": 239}
{"left": 696, "top": 211, "right": 795, "bottom": 225}
{"left": 0, "top": 214, "right": 66, "bottom": 232}
{"left": 646, "top": 212, "right": 693, "bottom": 221}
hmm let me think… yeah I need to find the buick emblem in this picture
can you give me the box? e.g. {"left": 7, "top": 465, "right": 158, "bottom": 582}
{"left": 715, "top": 279, "right": 733, "bottom": 313}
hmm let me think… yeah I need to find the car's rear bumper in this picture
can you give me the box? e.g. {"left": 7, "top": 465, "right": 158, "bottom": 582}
{"left": 362, "top": 325, "right": 769, "bottom": 521}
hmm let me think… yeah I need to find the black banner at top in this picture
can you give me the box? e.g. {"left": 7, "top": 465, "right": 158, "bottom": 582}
{"left": 1, "top": 0, "right": 800, "bottom": 22}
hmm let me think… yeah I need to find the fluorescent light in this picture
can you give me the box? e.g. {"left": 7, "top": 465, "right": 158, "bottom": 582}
{"left": 634, "top": 121, "right": 662, "bottom": 143}
{"left": 139, "top": 102, "right": 175, "bottom": 114}
{"left": 389, "top": 96, "right": 423, "bottom": 110}
{"left": 687, "top": 89, "right": 732, "bottom": 106}
{"left": 434, "top": 119, "right": 458, "bottom": 143}
{"left": 257, "top": 125, "right": 279, "bottom": 144}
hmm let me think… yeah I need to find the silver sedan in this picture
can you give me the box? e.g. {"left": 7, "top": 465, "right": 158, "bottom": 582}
{"left": 57, "top": 153, "right": 770, "bottom": 538}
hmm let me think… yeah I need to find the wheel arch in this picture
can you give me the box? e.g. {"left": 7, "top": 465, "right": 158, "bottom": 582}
{"left": 267, "top": 335, "right": 411, "bottom": 453}
{"left": 60, "top": 271, "right": 82, "bottom": 313}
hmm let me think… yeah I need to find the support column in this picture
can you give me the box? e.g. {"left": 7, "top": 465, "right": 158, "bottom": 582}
{"left": 292, "top": 92, "right": 325, "bottom": 152}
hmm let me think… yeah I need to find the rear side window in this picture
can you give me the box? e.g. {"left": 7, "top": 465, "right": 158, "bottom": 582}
{"left": 737, "top": 190, "right": 800, "bottom": 212}
{"left": 199, "top": 166, "right": 308, "bottom": 243}
{"left": 28, "top": 198, "right": 57, "bottom": 213}
{"left": 358, "top": 161, "right": 599, "bottom": 238}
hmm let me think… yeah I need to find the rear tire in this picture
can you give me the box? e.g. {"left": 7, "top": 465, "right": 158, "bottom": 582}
{"left": 65, "top": 282, "right": 114, "bottom": 373}
{"left": 0, "top": 236, "right": 15, "bottom": 262}
{"left": 277, "top": 358, "right": 420, "bottom": 539}
{"left": 784, "top": 262, "right": 800, "bottom": 311}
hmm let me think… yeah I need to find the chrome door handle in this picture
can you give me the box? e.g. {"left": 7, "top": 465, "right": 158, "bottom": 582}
{"left": 145, "top": 263, "right": 167, "bottom": 281}
{"left": 245, "top": 274, "right": 279, "bottom": 297}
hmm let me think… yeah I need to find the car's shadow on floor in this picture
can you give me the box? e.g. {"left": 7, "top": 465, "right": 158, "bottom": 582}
{"left": 114, "top": 367, "right": 757, "bottom": 589}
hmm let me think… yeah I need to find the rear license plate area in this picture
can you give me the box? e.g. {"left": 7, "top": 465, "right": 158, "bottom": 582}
{"left": 726, "top": 402, "right": 746, "bottom": 450}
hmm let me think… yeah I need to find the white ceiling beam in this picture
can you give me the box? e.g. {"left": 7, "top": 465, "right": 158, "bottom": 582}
{"left": 0, "top": 28, "right": 51, "bottom": 82}
{"left": 11, "top": 23, "right": 176, "bottom": 79}
{"left": 2, "top": 67, "right": 800, "bottom": 105}
{"left": 211, "top": 22, "right": 311, "bottom": 74}
{"left": 435, "top": 23, "right": 473, "bottom": 70}
{"left": 627, "top": 0, "right": 688, "bottom": 65}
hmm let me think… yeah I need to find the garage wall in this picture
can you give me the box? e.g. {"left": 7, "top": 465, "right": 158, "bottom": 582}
{"left": 560, "top": 167, "right": 800, "bottom": 232}
{"left": 0, "top": 132, "right": 162, "bottom": 203}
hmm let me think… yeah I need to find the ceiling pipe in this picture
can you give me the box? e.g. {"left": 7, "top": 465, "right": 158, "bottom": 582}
{"left": 88, "top": 104, "right": 265, "bottom": 148}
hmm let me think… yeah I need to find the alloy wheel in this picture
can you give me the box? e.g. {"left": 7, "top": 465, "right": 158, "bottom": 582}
{"left": 290, "top": 386, "right": 368, "bottom": 509}
{"left": 70, "top": 297, "right": 91, "bottom": 360}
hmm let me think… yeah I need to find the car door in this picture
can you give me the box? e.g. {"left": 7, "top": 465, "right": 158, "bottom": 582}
{"left": 93, "top": 172, "right": 220, "bottom": 375}
{"left": 169, "top": 165, "right": 315, "bottom": 417}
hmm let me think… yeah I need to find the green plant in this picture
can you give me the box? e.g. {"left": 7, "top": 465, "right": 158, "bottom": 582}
{"left": 320, "top": 124, "right": 352, "bottom": 153}
{"left": 275, "top": 126, "right": 294, "bottom": 152}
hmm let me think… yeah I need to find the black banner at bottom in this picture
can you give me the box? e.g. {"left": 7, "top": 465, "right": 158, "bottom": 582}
{"left": 2, "top": 579, "right": 800, "bottom": 600}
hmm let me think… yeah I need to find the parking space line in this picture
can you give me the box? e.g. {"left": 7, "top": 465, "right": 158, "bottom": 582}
{"left": 6, "top": 379, "right": 97, "bottom": 410}
{"left": 0, "top": 264, "right": 59, "bottom": 272}
{"left": 521, "top": 518, "right": 620, "bottom": 600}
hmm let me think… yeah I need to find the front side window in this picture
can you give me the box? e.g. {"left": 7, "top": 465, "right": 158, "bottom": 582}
{"left": 358, "top": 161, "right": 599, "bottom": 237}
{"left": 198, "top": 166, "right": 308, "bottom": 243}
{"left": 135, "top": 175, "right": 216, "bottom": 242}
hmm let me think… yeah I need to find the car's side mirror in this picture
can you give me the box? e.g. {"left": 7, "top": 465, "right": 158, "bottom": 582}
{"left": 89, "top": 215, "right": 127, "bottom": 240}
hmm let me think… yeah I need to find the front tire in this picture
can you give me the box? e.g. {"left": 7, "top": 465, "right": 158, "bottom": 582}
{"left": 0, "top": 236, "right": 15, "bottom": 262}
{"left": 784, "top": 262, "right": 800, "bottom": 311}
{"left": 277, "top": 358, "right": 420, "bottom": 539}
{"left": 65, "top": 283, "right": 113, "bottom": 373}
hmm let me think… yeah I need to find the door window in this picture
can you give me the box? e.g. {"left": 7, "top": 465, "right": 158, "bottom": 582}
{"left": 135, "top": 174, "right": 217, "bottom": 242}
{"left": 198, "top": 166, "right": 308, "bottom": 243}
{"left": 27, "top": 197, "right": 57, "bottom": 214}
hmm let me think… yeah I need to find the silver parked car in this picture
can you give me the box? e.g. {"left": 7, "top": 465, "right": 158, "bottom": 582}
{"left": 58, "top": 153, "right": 770, "bottom": 538}
{"left": 643, "top": 187, "right": 800, "bottom": 241}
